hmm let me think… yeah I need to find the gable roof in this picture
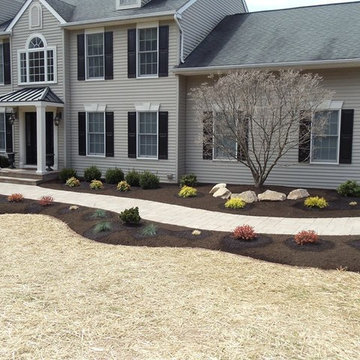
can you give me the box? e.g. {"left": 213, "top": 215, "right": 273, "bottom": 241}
{"left": 0, "top": 0, "right": 25, "bottom": 30}
{"left": 177, "top": 1, "right": 360, "bottom": 71}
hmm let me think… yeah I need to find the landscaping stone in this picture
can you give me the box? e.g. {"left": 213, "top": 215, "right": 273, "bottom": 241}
{"left": 209, "top": 183, "right": 227, "bottom": 194}
{"left": 213, "top": 187, "right": 232, "bottom": 199}
{"left": 287, "top": 189, "right": 310, "bottom": 200}
{"left": 258, "top": 190, "right": 286, "bottom": 202}
{"left": 232, "top": 191, "right": 258, "bottom": 204}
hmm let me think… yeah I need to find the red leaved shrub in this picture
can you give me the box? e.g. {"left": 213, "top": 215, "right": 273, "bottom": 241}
{"left": 294, "top": 230, "right": 319, "bottom": 245}
{"left": 233, "top": 225, "right": 257, "bottom": 241}
{"left": 38, "top": 196, "right": 54, "bottom": 207}
{"left": 8, "top": 193, "right": 24, "bottom": 203}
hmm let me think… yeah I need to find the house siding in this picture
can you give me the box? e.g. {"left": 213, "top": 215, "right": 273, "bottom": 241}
{"left": 68, "top": 20, "right": 180, "bottom": 182}
{"left": 180, "top": 0, "right": 246, "bottom": 59}
{"left": 184, "top": 68, "right": 360, "bottom": 189}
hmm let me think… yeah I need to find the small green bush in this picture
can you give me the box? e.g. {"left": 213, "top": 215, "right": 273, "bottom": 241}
{"left": 139, "top": 171, "right": 160, "bottom": 190}
{"left": 225, "top": 198, "right": 246, "bottom": 209}
{"left": 119, "top": 207, "right": 141, "bottom": 225}
{"left": 180, "top": 174, "right": 198, "bottom": 188}
{"left": 59, "top": 168, "right": 77, "bottom": 183}
{"left": 178, "top": 186, "right": 197, "bottom": 198}
{"left": 125, "top": 170, "right": 141, "bottom": 187}
{"left": 140, "top": 223, "right": 158, "bottom": 237}
{"left": 304, "top": 196, "right": 328, "bottom": 209}
{"left": 105, "top": 168, "right": 124, "bottom": 184}
{"left": 117, "top": 181, "right": 131, "bottom": 192}
{"left": 90, "top": 179, "right": 104, "bottom": 190}
{"left": 93, "top": 221, "right": 112, "bottom": 234}
{"left": 84, "top": 166, "right": 102, "bottom": 182}
{"left": 0, "top": 155, "right": 10, "bottom": 168}
{"left": 92, "top": 209, "right": 107, "bottom": 219}
{"left": 337, "top": 180, "right": 360, "bottom": 197}
{"left": 65, "top": 177, "right": 80, "bottom": 188}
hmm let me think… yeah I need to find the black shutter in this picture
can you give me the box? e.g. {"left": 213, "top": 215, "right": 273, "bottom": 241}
{"left": 128, "top": 29, "right": 136, "bottom": 78}
{"left": 128, "top": 112, "right": 136, "bottom": 158}
{"left": 238, "top": 116, "right": 249, "bottom": 161}
{"left": 77, "top": 34, "right": 85, "bottom": 81}
{"left": 159, "top": 26, "right": 169, "bottom": 77}
{"left": 105, "top": 112, "right": 114, "bottom": 157}
{"left": 104, "top": 32, "right": 113, "bottom": 80}
{"left": 5, "top": 114, "right": 13, "bottom": 153}
{"left": 158, "top": 111, "right": 168, "bottom": 160}
{"left": 203, "top": 112, "right": 213, "bottom": 160}
{"left": 339, "top": 109, "right": 354, "bottom": 164}
{"left": 3, "top": 41, "right": 11, "bottom": 85}
{"left": 78, "top": 112, "right": 86, "bottom": 156}
{"left": 298, "top": 112, "right": 311, "bottom": 163}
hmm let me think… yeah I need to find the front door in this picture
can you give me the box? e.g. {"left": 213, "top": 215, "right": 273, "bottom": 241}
{"left": 25, "top": 112, "right": 37, "bottom": 165}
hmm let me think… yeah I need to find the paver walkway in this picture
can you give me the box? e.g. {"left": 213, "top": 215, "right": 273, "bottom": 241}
{"left": 1, "top": 183, "right": 360, "bottom": 236}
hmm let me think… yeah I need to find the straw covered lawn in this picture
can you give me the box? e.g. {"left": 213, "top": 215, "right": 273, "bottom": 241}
{"left": 0, "top": 214, "right": 359, "bottom": 359}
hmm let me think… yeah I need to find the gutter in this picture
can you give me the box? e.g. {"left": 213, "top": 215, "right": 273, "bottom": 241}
{"left": 0, "top": 31, "right": 11, "bottom": 36}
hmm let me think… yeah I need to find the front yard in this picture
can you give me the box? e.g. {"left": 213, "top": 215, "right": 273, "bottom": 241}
{"left": 1, "top": 213, "right": 359, "bottom": 359}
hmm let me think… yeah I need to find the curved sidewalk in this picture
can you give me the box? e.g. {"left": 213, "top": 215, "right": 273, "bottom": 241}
{"left": 0, "top": 183, "right": 360, "bottom": 236}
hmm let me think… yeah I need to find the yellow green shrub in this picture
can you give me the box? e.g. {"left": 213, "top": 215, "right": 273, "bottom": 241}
{"left": 225, "top": 198, "right": 246, "bottom": 209}
{"left": 304, "top": 196, "right": 328, "bottom": 209}
{"left": 178, "top": 186, "right": 197, "bottom": 198}
{"left": 90, "top": 180, "right": 104, "bottom": 190}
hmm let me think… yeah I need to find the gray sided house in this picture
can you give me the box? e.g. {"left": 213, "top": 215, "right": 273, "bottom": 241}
{"left": 0, "top": 0, "right": 359, "bottom": 189}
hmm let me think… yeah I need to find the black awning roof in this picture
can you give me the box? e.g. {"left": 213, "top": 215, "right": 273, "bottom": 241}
{"left": 0, "top": 87, "right": 64, "bottom": 104}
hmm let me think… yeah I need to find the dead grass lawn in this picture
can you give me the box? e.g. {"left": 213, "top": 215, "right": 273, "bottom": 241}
{"left": 0, "top": 214, "right": 359, "bottom": 359}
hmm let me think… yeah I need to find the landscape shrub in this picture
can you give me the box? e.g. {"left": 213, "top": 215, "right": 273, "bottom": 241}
{"left": 93, "top": 221, "right": 112, "bottom": 234}
{"left": 233, "top": 225, "right": 257, "bottom": 241}
{"left": 90, "top": 180, "right": 104, "bottom": 190}
{"left": 38, "top": 196, "right": 54, "bottom": 206}
{"left": 178, "top": 186, "right": 197, "bottom": 198}
{"left": 84, "top": 166, "right": 102, "bottom": 182}
{"left": 337, "top": 180, "right": 360, "bottom": 197}
{"left": 180, "top": 174, "right": 197, "bottom": 187}
{"left": 105, "top": 168, "right": 124, "bottom": 184}
{"left": 0, "top": 155, "right": 10, "bottom": 168}
{"left": 125, "top": 170, "right": 141, "bottom": 187}
{"left": 119, "top": 207, "right": 141, "bottom": 225}
{"left": 350, "top": 201, "right": 358, "bottom": 207}
{"left": 65, "top": 177, "right": 80, "bottom": 188}
{"left": 225, "top": 198, "right": 246, "bottom": 209}
{"left": 92, "top": 209, "right": 107, "bottom": 219}
{"left": 117, "top": 180, "right": 131, "bottom": 192}
{"left": 7, "top": 193, "right": 24, "bottom": 203}
{"left": 304, "top": 196, "right": 328, "bottom": 209}
{"left": 294, "top": 230, "right": 319, "bottom": 245}
{"left": 139, "top": 171, "right": 160, "bottom": 190}
{"left": 140, "top": 223, "right": 158, "bottom": 237}
{"left": 59, "top": 168, "right": 77, "bottom": 183}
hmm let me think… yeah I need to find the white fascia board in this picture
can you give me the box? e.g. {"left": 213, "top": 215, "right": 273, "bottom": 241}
{"left": 242, "top": 0, "right": 249, "bottom": 12}
{"left": 39, "top": 0, "right": 67, "bottom": 24}
{"left": 176, "top": 0, "right": 198, "bottom": 15}
{"left": 0, "top": 101, "right": 64, "bottom": 107}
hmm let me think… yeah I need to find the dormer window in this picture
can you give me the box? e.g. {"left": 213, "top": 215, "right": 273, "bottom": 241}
{"left": 29, "top": 3, "right": 42, "bottom": 29}
{"left": 18, "top": 35, "right": 57, "bottom": 84}
{"left": 116, "top": 0, "right": 141, "bottom": 10}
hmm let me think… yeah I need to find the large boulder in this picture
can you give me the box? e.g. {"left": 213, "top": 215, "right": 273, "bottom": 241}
{"left": 258, "top": 190, "right": 286, "bottom": 202}
{"left": 232, "top": 191, "right": 258, "bottom": 204}
{"left": 287, "top": 189, "right": 310, "bottom": 200}
{"left": 213, "top": 187, "right": 232, "bottom": 200}
{"left": 209, "top": 183, "right": 227, "bottom": 194}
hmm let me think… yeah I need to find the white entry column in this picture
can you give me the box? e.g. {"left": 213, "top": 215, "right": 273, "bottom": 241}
{"left": 36, "top": 104, "right": 46, "bottom": 174}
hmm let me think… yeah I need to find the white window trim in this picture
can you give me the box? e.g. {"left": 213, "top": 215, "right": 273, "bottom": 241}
{"left": 0, "top": 110, "right": 6, "bottom": 153}
{"left": 29, "top": 3, "right": 42, "bottom": 30}
{"left": 0, "top": 40, "right": 3, "bottom": 86}
{"left": 18, "top": 34, "right": 57, "bottom": 85}
{"left": 116, "top": 0, "right": 141, "bottom": 10}
{"left": 136, "top": 111, "right": 159, "bottom": 160}
{"left": 85, "top": 29, "right": 105, "bottom": 81}
{"left": 86, "top": 112, "right": 106, "bottom": 157}
{"left": 310, "top": 107, "right": 342, "bottom": 165}
{"left": 136, "top": 22, "right": 159, "bottom": 79}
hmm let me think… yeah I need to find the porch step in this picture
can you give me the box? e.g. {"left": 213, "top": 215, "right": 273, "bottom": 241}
{"left": 0, "top": 176, "right": 41, "bottom": 186}
{"left": 0, "top": 169, "right": 59, "bottom": 185}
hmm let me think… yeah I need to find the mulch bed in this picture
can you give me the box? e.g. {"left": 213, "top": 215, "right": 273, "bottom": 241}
{"left": 284, "top": 238, "right": 335, "bottom": 252}
{"left": 41, "top": 180, "right": 360, "bottom": 218}
{"left": 0, "top": 195, "right": 359, "bottom": 272}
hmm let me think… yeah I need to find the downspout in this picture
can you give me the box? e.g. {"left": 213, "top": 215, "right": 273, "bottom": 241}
{"left": 174, "top": 12, "right": 184, "bottom": 63}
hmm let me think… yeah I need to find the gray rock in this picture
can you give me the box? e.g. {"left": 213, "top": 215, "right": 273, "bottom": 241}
{"left": 209, "top": 183, "right": 227, "bottom": 194}
{"left": 213, "top": 187, "right": 232, "bottom": 199}
{"left": 258, "top": 190, "right": 286, "bottom": 202}
{"left": 232, "top": 191, "right": 258, "bottom": 204}
{"left": 287, "top": 189, "right": 310, "bottom": 200}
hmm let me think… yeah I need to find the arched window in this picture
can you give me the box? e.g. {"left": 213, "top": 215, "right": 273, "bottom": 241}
{"left": 18, "top": 35, "right": 56, "bottom": 84}
{"left": 29, "top": 3, "right": 42, "bottom": 29}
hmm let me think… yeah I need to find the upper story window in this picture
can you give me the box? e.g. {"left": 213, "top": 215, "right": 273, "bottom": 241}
{"left": 29, "top": 3, "right": 42, "bottom": 30}
{"left": 116, "top": 0, "right": 141, "bottom": 10}
{"left": 18, "top": 34, "right": 56, "bottom": 84}
{"left": 0, "top": 43, "right": 3, "bottom": 85}
{"left": 86, "top": 32, "right": 104, "bottom": 80}
{"left": 138, "top": 27, "right": 158, "bottom": 77}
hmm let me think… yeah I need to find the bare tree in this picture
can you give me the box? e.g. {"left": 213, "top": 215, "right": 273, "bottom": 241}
{"left": 191, "top": 70, "right": 333, "bottom": 187}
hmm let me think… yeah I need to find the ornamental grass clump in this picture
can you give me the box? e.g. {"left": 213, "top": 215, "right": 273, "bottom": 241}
{"left": 294, "top": 230, "right": 319, "bottom": 245}
{"left": 304, "top": 196, "right": 328, "bottom": 209}
{"left": 178, "top": 186, "right": 197, "bottom": 198}
{"left": 93, "top": 221, "right": 112, "bottom": 234}
{"left": 119, "top": 207, "right": 141, "bottom": 225}
{"left": 65, "top": 177, "right": 80, "bottom": 188}
{"left": 90, "top": 180, "right": 104, "bottom": 190}
{"left": 7, "top": 193, "right": 24, "bottom": 203}
{"left": 140, "top": 224, "right": 158, "bottom": 237}
{"left": 92, "top": 209, "right": 107, "bottom": 219}
{"left": 225, "top": 198, "right": 246, "bottom": 209}
{"left": 233, "top": 225, "right": 257, "bottom": 241}
{"left": 117, "top": 181, "right": 131, "bottom": 192}
{"left": 38, "top": 196, "right": 54, "bottom": 207}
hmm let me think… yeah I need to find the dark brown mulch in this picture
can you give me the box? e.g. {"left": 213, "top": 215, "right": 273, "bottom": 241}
{"left": 221, "top": 235, "right": 273, "bottom": 252}
{"left": 83, "top": 221, "right": 123, "bottom": 241}
{"left": 1, "top": 195, "right": 360, "bottom": 272}
{"left": 284, "top": 238, "right": 335, "bottom": 252}
{"left": 41, "top": 180, "right": 360, "bottom": 218}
